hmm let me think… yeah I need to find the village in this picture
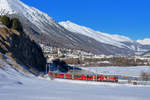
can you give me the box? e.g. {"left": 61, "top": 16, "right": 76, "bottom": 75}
{"left": 40, "top": 44, "right": 150, "bottom": 66}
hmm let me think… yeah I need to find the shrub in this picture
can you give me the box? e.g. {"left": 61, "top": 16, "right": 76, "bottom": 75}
{"left": 0, "top": 16, "right": 23, "bottom": 32}
{"left": 52, "top": 59, "right": 69, "bottom": 72}
{"left": 0, "top": 15, "right": 11, "bottom": 28}
{"left": 11, "top": 18, "right": 23, "bottom": 32}
{"left": 64, "top": 58, "right": 82, "bottom": 65}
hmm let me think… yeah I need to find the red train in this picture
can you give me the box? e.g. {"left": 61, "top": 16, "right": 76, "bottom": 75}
{"left": 49, "top": 72, "right": 118, "bottom": 82}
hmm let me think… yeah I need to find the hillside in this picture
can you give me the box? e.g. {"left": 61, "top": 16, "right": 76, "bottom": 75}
{"left": 0, "top": 16, "right": 46, "bottom": 72}
{"left": 59, "top": 21, "right": 150, "bottom": 55}
{"left": 59, "top": 21, "right": 133, "bottom": 48}
{"left": 1, "top": 0, "right": 150, "bottom": 56}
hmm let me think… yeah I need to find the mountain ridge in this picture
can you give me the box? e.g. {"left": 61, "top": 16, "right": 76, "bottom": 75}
{"left": 59, "top": 21, "right": 134, "bottom": 49}
{"left": 1, "top": 0, "right": 150, "bottom": 56}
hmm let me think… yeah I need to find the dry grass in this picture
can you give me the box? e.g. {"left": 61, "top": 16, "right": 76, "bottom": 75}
{"left": 29, "top": 68, "right": 38, "bottom": 75}
{"left": 0, "top": 28, "right": 10, "bottom": 40}
{"left": 0, "top": 28, "right": 29, "bottom": 74}
{"left": 0, "top": 27, "right": 40, "bottom": 75}
{"left": 0, "top": 53, "right": 29, "bottom": 73}
{"left": 11, "top": 29, "right": 20, "bottom": 35}
{"left": 0, "top": 53, "right": 7, "bottom": 68}
{"left": 0, "top": 43, "right": 8, "bottom": 51}
{"left": 5, "top": 41, "right": 10, "bottom": 47}
{"left": 6, "top": 56, "right": 29, "bottom": 73}
{"left": 133, "top": 82, "right": 137, "bottom": 85}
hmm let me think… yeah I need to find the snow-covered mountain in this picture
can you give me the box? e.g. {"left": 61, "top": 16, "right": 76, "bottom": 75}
{"left": 59, "top": 21, "right": 134, "bottom": 49}
{"left": 59, "top": 21, "right": 150, "bottom": 55}
{"left": 137, "top": 38, "right": 150, "bottom": 45}
{"left": 0, "top": 0, "right": 62, "bottom": 33}
{"left": 0, "top": 0, "right": 103, "bottom": 54}
{"left": 0, "top": 0, "right": 150, "bottom": 56}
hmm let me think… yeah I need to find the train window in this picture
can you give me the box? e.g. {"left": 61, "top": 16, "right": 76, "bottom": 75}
{"left": 74, "top": 75, "right": 81, "bottom": 78}
{"left": 97, "top": 75, "right": 104, "bottom": 78}
{"left": 105, "top": 76, "right": 109, "bottom": 79}
{"left": 59, "top": 74, "right": 64, "bottom": 76}
{"left": 66, "top": 74, "right": 70, "bottom": 77}
{"left": 69, "top": 75, "right": 72, "bottom": 77}
{"left": 87, "top": 75, "right": 92, "bottom": 78}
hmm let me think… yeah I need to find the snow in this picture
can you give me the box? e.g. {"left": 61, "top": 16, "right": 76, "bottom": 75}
{"left": 137, "top": 38, "right": 150, "bottom": 45}
{"left": 0, "top": 24, "right": 6, "bottom": 28}
{"left": 1, "top": 59, "right": 150, "bottom": 100}
{"left": 0, "top": 0, "right": 15, "bottom": 14}
{"left": 83, "top": 66, "right": 150, "bottom": 77}
{"left": 0, "top": 0, "right": 62, "bottom": 34}
{"left": 0, "top": 0, "right": 148, "bottom": 51}
{"left": 0, "top": 1, "right": 150, "bottom": 99}
{"left": 59, "top": 21, "right": 133, "bottom": 48}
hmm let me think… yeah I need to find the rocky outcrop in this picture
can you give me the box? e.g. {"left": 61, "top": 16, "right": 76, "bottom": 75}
{"left": 0, "top": 26, "right": 46, "bottom": 72}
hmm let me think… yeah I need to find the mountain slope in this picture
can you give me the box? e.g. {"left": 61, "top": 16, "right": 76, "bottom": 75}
{"left": 59, "top": 21, "right": 150, "bottom": 54}
{"left": 0, "top": 0, "right": 110, "bottom": 54}
{"left": 1, "top": 0, "right": 150, "bottom": 56}
{"left": 0, "top": 20, "right": 46, "bottom": 72}
{"left": 137, "top": 38, "right": 150, "bottom": 45}
{"left": 59, "top": 21, "right": 134, "bottom": 49}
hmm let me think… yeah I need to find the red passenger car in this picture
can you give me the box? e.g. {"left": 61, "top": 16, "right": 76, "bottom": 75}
{"left": 49, "top": 72, "right": 118, "bottom": 82}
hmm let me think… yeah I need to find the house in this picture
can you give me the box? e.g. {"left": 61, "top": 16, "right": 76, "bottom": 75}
{"left": 140, "top": 51, "right": 150, "bottom": 61}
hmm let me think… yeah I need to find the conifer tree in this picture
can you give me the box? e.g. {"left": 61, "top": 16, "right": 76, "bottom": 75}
{"left": 11, "top": 18, "right": 23, "bottom": 32}
{"left": 0, "top": 15, "right": 11, "bottom": 28}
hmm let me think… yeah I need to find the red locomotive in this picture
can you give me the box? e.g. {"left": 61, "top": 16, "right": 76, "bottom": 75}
{"left": 49, "top": 72, "right": 118, "bottom": 82}
{"left": 48, "top": 59, "right": 118, "bottom": 83}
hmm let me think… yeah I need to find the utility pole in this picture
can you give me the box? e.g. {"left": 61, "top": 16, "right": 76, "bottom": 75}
{"left": 96, "top": 67, "right": 97, "bottom": 81}
{"left": 46, "top": 63, "right": 48, "bottom": 74}
{"left": 73, "top": 66, "right": 74, "bottom": 79}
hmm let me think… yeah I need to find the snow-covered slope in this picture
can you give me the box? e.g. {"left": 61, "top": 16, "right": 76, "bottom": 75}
{"left": 59, "top": 21, "right": 133, "bottom": 48}
{"left": 0, "top": 53, "right": 150, "bottom": 100}
{"left": 1, "top": 0, "right": 117, "bottom": 55}
{"left": 0, "top": 0, "right": 61, "bottom": 34}
{"left": 1, "top": 0, "right": 150, "bottom": 55}
{"left": 1, "top": 62, "right": 150, "bottom": 100}
{"left": 86, "top": 66, "right": 150, "bottom": 77}
{"left": 137, "top": 38, "right": 150, "bottom": 45}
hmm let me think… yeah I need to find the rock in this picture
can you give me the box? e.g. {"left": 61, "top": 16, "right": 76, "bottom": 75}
{"left": 0, "top": 26, "right": 46, "bottom": 72}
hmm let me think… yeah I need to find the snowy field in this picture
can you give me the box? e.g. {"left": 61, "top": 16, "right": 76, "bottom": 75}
{"left": 1, "top": 64, "right": 150, "bottom": 100}
{"left": 83, "top": 66, "right": 150, "bottom": 77}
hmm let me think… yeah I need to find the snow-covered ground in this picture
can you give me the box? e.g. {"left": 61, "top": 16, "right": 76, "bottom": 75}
{"left": 0, "top": 55, "right": 150, "bottom": 100}
{"left": 1, "top": 62, "right": 150, "bottom": 100}
{"left": 84, "top": 66, "right": 150, "bottom": 77}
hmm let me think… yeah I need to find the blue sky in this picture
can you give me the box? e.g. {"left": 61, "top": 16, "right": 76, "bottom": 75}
{"left": 21, "top": 0, "right": 150, "bottom": 40}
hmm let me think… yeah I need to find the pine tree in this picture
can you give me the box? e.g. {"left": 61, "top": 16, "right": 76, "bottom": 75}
{"left": 0, "top": 15, "right": 11, "bottom": 28}
{"left": 11, "top": 18, "right": 23, "bottom": 32}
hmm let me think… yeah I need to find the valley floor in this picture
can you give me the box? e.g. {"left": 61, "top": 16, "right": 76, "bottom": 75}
{"left": 84, "top": 66, "right": 150, "bottom": 76}
{"left": 0, "top": 65, "right": 150, "bottom": 100}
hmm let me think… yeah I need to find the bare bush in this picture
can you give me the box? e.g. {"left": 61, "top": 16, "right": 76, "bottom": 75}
{"left": 49, "top": 73, "right": 55, "bottom": 80}
{"left": 141, "top": 71, "right": 150, "bottom": 81}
